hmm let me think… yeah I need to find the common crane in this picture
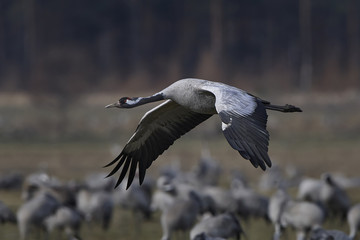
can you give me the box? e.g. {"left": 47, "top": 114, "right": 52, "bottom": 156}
{"left": 105, "top": 78, "right": 302, "bottom": 188}
{"left": 298, "top": 173, "right": 351, "bottom": 219}
{"left": 151, "top": 177, "right": 203, "bottom": 240}
{"left": 76, "top": 188, "right": 114, "bottom": 230}
{"left": 17, "top": 189, "right": 60, "bottom": 240}
{"left": 190, "top": 212, "right": 243, "bottom": 240}
{"left": 44, "top": 206, "right": 82, "bottom": 240}
{"left": 269, "top": 188, "right": 325, "bottom": 240}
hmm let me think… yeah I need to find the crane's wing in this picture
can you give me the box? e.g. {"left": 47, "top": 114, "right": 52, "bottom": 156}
{"left": 201, "top": 85, "right": 271, "bottom": 170}
{"left": 105, "top": 100, "right": 213, "bottom": 189}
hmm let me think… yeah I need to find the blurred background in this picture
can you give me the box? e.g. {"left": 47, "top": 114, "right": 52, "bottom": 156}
{"left": 1, "top": 0, "right": 359, "bottom": 93}
{"left": 0, "top": 1, "right": 360, "bottom": 239}
{"left": 1, "top": 0, "right": 359, "bottom": 168}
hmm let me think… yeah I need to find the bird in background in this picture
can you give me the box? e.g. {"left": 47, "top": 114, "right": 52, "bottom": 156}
{"left": 105, "top": 78, "right": 302, "bottom": 189}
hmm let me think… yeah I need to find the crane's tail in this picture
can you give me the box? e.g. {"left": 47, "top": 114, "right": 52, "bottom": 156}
{"left": 264, "top": 103, "right": 302, "bottom": 113}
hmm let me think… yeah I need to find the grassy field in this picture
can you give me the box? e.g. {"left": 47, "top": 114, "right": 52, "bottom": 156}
{"left": 1, "top": 91, "right": 360, "bottom": 239}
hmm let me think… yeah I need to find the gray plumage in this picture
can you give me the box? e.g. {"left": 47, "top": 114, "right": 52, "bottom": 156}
{"left": 230, "top": 178, "right": 269, "bottom": 220}
{"left": 160, "top": 195, "right": 201, "bottom": 240}
{"left": 190, "top": 213, "right": 243, "bottom": 240}
{"left": 105, "top": 78, "right": 302, "bottom": 188}
{"left": 151, "top": 176, "right": 204, "bottom": 240}
{"left": 44, "top": 206, "right": 82, "bottom": 239}
{"left": 112, "top": 177, "right": 153, "bottom": 219}
{"left": 154, "top": 191, "right": 202, "bottom": 240}
{"left": 298, "top": 173, "right": 351, "bottom": 218}
{"left": 191, "top": 149, "right": 222, "bottom": 186}
{"left": 269, "top": 189, "right": 325, "bottom": 240}
{"left": 268, "top": 189, "right": 291, "bottom": 240}
{"left": 280, "top": 201, "right": 325, "bottom": 240}
{"left": 348, "top": 203, "right": 360, "bottom": 239}
{"left": 202, "top": 186, "right": 238, "bottom": 214}
{"left": 17, "top": 189, "right": 60, "bottom": 240}
{"left": 76, "top": 189, "right": 113, "bottom": 230}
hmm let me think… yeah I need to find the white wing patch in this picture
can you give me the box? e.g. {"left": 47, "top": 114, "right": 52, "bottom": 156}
{"left": 221, "top": 117, "right": 232, "bottom": 131}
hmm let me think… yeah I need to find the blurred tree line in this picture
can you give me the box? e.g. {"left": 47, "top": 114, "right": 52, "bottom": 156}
{"left": 0, "top": 0, "right": 359, "bottom": 96}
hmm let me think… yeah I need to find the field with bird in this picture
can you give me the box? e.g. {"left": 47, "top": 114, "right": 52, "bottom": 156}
{"left": 2, "top": 1, "right": 359, "bottom": 239}
{"left": 1, "top": 91, "right": 360, "bottom": 239}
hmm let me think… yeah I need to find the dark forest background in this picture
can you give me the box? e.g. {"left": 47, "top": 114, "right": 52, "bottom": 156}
{"left": 0, "top": 0, "right": 359, "bottom": 96}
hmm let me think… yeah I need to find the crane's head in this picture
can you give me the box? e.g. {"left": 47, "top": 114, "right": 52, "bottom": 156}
{"left": 106, "top": 93, "right": 164, "bottom": 109}
{"left": 105, "top": 97, "right": 139, "bottom": 108}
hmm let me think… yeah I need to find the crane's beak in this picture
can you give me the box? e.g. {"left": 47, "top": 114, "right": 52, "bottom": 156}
{"left": 105, "top": 102, "right": 120, "bottom": 108}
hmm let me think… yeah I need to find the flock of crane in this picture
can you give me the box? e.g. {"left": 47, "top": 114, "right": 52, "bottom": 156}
{"left": 0, "top": 79, "right": 357, "bottom": 240}
{"left": 0, "top": 152, "right": 360, "bottom": 240}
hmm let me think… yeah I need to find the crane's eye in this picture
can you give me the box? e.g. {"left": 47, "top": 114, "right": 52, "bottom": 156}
{"left": 119, "top": 97, "right": 131, "bottom": 104}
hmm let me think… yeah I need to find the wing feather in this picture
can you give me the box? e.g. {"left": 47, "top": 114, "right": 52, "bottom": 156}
{"left": 201, "top": 84, "right": 271, "bottom": 170}
{"left": 127, "top": 156, "right": 138, "bottom": 189}
{"left": 118, "top": 156, "right": 132, "bottom": 185}
{"left": 106, "top": 100, "right": 213, "bottom": 188}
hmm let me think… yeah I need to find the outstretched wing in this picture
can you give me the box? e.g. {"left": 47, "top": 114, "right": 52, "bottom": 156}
{"left": 201, "top": 84, "right": 271, "bottom": 170}
{"left": 105, "top": 100, "right": 213, "bottom": 189}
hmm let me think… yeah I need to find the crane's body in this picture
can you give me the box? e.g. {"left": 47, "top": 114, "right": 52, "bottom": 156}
{"left": 105, "top": 78, "right": 302, "bottom": 189}
{"left": 162, "top": 79, "right": 254, "bottom": 115}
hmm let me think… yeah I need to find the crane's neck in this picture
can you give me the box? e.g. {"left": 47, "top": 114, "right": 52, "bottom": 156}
{"left": 127, "top": 93, "right": 165, "bottom": 108}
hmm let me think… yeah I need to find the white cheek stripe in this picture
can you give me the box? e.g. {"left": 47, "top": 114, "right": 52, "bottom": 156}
{"left": 127, "top": 99, "right": 140, "bottom": 105}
